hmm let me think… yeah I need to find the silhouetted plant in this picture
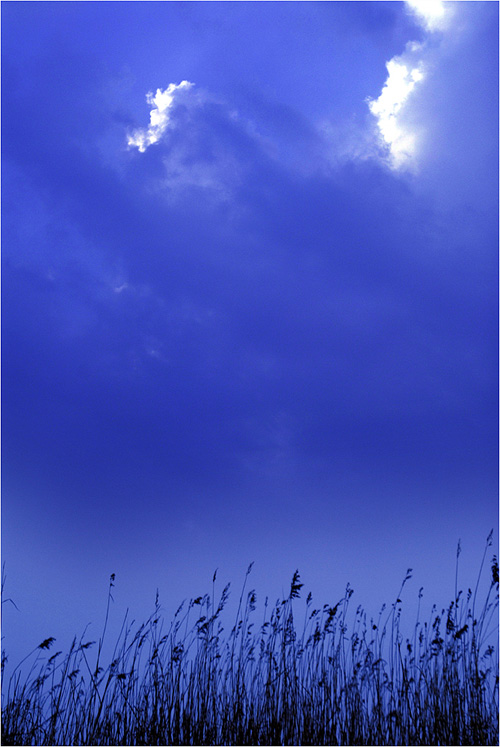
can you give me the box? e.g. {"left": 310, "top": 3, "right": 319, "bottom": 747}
{"left": 2, "top": 537, "right": 498, "bottom": 745}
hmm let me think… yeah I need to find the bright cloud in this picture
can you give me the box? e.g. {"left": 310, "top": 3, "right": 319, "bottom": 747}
{"left": 368, "top": 52, "right": 425, "bottom": 170}
{"left": 128, "top": 80, "right": 194, "bottom": 152}
{"left": 405, "top": 0, "right": 451, "bottom": 32}
{"left": 127, "top": 84, "right": 257, "bottom": 200}
{"left": 367, "top": 0, "right": 454, "bottom": 171}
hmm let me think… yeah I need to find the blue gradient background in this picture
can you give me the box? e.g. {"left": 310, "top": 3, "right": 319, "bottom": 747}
{"left": 2, "top": 2, "right": 498, "bottom": 667}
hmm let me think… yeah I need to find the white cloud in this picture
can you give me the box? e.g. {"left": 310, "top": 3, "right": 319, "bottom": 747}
{"left": 367, "top": 50, "right": 425, "bottom": 170}
{"left": 127, "top": 83, "right": 255, "bottom": 201}
{"left": 366, "top": 1, "right": 455, "bottom": 171}
{"left": 128, "top": 80, "right": 195, "bottom": 152}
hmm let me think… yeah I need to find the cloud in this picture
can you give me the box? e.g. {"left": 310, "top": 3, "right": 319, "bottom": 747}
{"left": 126, "top": 86, "right": 278, "bottom": 203}
{"left": 124, "top": 1, "right": 494, "bottom": 206}
{"left": 366, "top": 0, "right": 454, "bottom": 171}
{"left": 127, "top": 80, "right": 195, "bottom": 152}
{"left": 367, "top": 48, "right": 425, "bottom": 170}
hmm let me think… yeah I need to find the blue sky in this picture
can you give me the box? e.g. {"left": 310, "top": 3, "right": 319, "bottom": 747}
{"left": 2, "top": 1, "right": 498, "bottom": 665}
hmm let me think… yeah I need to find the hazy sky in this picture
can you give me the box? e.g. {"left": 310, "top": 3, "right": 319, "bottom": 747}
{"left": 2, "top": 1, "right": 498, "bottom": 666}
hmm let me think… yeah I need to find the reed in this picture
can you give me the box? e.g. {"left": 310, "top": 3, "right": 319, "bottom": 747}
{"left": 2, "top": 536, "right": 498, "bottom": 745}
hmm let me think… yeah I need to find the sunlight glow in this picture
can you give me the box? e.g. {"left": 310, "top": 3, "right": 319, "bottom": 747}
{"left": 405, "top": 0, "right": 450, "bottom": 32}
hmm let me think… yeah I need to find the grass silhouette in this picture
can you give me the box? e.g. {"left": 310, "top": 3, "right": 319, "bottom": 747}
{"left": 2, "top": 535, "right": 498, "bottom": 745}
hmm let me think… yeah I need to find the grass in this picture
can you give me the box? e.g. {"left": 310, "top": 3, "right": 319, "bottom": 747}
{"left": 2, "top": 535, "right": 498, "bottom": 746}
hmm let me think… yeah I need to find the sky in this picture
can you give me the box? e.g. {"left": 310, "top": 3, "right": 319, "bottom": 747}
{"left": 2, "top": 1, "right": 498, "bottom": 668}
